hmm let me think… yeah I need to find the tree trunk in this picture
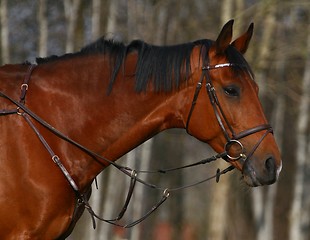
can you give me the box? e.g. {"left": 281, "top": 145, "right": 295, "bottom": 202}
{"left": 207, "top": 1, "right": 233, "bottom": 239}
{"left": 105, "top": 0, "right": 127, "bottom": 41}
{"left": 64, "top": 0, "right": 82, "bottom": 53}
{"left": 254, "top": 0, "right": 277, "bottom": 95}
{"left": 0, "top": 0, "right": 9, "bottom": 64}
{"left": 289, "top": 20, "right": 310, "bottom": 240}
{"left": 37, "top": 0, "right": 48, "bottom": 57}
{"left": 153, "top": 1, "right": 170, "bottom": 45}
{"left": 250, "top": 2, "right": 278, "bottom": 240}
{"left": 91, "top": 0, "right": 101, "bottom": 40}
{"left": 234, "top": 0, "right": 245, "bottom": 36}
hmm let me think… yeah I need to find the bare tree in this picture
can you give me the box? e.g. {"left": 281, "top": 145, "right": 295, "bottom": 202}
{"left": 37, "top": 0, "right": 48, "bottom": 57}
{"left": 207, "top": 1, "right": 233, "bottom": 239}
{"left": 91, "top": 0, "right": 101, "bottom": 40}
{"left": 0, "top": 0, "right": 9, "bottom": 63}
{"left": 234, "top": 0, "right": 245, "bottom": 36}
{"left": 250, "top": 2, "right": 278, "bottom": 240}
{"left": 64, "top": 0, "right": 82, "bottom": 52}
{"left": 289, "top": 18, "right": 310, "bottom": 240}
{"left": 105, "top": 0, "right": 127, "bottom": 41}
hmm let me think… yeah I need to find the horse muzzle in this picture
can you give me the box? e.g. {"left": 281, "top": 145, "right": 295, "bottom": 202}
{"left": 242, "top": 155, "right": 282, "bottom": 187}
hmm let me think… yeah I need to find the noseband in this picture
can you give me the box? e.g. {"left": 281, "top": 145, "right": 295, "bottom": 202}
{"left": 186, "top": 62, "right": 273, "bottom": 163}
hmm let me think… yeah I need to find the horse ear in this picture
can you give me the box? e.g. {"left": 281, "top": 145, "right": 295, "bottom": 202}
{"left": 231, "top": 23, "right": 254, "bottom": 54}
{"left": 215, "top": 19, "right": 234, "bottom": 55}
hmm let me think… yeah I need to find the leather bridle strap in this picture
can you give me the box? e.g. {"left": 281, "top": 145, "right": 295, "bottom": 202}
{"left": 185, "top": 68, "right": 204, "bottom": 131}
{"left": 205, "top": 80, "right": 233, "bottom": 141}
{"left": 0, "top": 63, "right": 36, "bottom": 116}
{"left": 19, "top": 64, "right": 36, "bottom": 104}
{"left": 242, "top": 126, "right": 273, "bottom": 160}
{"left": 233, "top": 124, "right": 273, "bottom": 140}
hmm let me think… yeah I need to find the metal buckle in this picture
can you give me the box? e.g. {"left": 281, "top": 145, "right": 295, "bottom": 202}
{"left": 20, "top": 83, "right": 29, "bottom": 90}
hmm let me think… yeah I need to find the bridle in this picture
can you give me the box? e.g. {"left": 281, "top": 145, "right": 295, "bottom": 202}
{"left": 0, "top": 55, "right": 273, "bottom": 233}
{"left": 186, "top": 50, "right": 273, "bottom": 163}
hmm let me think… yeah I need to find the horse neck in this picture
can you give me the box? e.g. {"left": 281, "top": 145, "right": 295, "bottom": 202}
{"left": 31, "top": 54, "right": 191, "bottom": 189}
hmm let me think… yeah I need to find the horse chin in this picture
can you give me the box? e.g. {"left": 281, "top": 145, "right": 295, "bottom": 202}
{"left": 241, "top": 165, "right": 263, "bottom": 187}
{"left": 242, "top": 172, "right": 262, "bottom": 187}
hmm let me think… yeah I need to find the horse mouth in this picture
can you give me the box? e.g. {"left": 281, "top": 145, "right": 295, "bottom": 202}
{"left": 242, "top": 171, "right": 262, "bottom": 187}
{"left": 242, "top": 164, "right": 262, "bottom": 187}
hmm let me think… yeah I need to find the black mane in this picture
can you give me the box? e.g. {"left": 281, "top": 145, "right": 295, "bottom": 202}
{"left": 36, "top": 37, "right": 253, "bottom": 93}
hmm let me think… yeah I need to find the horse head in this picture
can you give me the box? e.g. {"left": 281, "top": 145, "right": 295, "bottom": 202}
{"left": 186, "top": 20, "right": 282, "bottom": 186}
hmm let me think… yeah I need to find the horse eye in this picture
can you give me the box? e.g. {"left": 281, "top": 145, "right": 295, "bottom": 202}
{"left": 223, "top": 86, "right": 240, "bottom": 97}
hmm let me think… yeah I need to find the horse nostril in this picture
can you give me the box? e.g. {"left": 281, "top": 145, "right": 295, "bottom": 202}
{"left": 264, "top": 157, "right": 277, "bottom": 184}
{"left": 265, "top": 157, "right": 276, "bottom": 174}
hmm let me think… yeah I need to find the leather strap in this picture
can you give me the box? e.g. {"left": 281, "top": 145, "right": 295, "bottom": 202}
{"left": 185, "top": 72, "right": 204, "bottom": 131}
{"left": 19, "top": 64, "right": 36, "bottom": 104}
{"left": 233, "top": 124, "right": 272, "bottom": 140}
{"left": 0, "top": 63, "right": 36, "bottom": 116}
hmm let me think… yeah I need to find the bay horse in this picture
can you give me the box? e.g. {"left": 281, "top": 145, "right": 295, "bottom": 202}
{"left": 0, "top": 20, "right": 281, "bottom": 239}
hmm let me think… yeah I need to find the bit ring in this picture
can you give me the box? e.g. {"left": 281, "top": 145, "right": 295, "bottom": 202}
{"left": 224, "top": 139, "right": 245, "bottom": 161}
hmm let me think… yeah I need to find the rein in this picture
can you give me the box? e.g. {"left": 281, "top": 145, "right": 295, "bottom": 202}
{"left": 0, "top": 63, "right": 235, "bottom": 230}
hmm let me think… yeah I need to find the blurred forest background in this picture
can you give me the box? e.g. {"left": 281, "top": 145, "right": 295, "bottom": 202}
{"left": 1, "top": 0, "right": 309, "bottom": 239}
